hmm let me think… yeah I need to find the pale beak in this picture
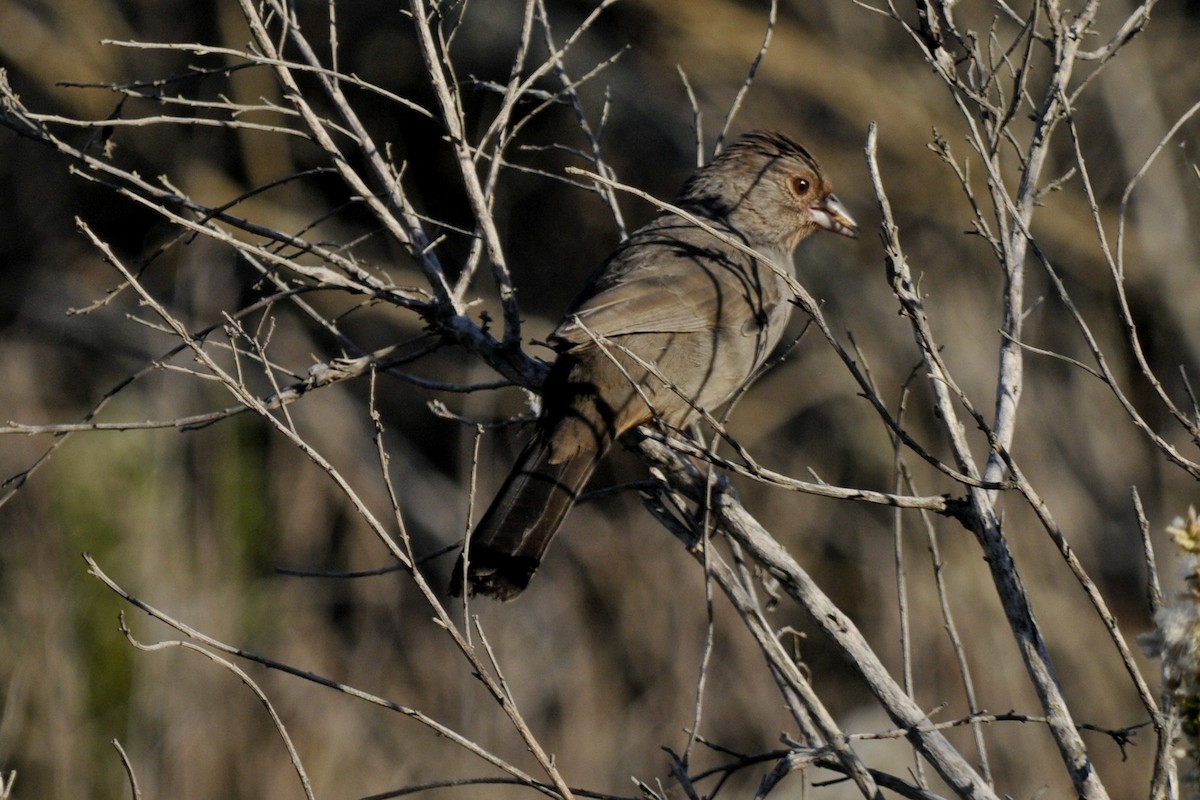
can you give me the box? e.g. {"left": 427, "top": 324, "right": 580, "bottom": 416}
{"left": 811, "top": 193, "right": 859, "bottom": 239}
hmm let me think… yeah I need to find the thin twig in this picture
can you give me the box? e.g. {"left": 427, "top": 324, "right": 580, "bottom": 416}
{"left": 118, "top": 615, "right": 316, "bottom": 800}
{"left": 110, "top": 739, "right": 142, "bottom": 800}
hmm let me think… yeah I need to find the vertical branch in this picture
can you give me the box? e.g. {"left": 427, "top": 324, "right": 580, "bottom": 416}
{"left": 676, "top": 66, "right": 705, "bottom": 167}
{"left": 983, "top": 0, "right": 1097, "bottom": 487}
{"left": 455, "top": 0, "right": 538, "bottom": 299}
{"left": 715, "top": 0, "right": 777, "bottom": 155}
{"left": 534, "top": 0, "right": 629, "bottom": 236}
{"left": 409, "top": 0, "right": 523, "bottom": 345}
{"left": 915, "top": 473, "right": 993, "bottom": 784}
{"left": 865, "top": 122, "right": 1110, "bottom": 799}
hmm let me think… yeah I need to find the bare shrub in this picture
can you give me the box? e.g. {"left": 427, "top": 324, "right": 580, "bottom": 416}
{"left": 2, "top": 0, "right": 1199, "bottom": 797}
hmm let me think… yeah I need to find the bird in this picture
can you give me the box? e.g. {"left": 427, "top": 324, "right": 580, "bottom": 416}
{"left": 450, "top": 130, "right": 859, "bottom": 600}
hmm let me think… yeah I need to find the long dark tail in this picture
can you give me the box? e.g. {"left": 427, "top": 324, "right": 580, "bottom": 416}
{"left": 449, "top": 424, "right": 605, "bottom": 601}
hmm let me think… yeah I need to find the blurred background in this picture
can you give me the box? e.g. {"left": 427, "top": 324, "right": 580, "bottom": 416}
{"left": 2, "top": 0, "right": 1199, "bottom": 797}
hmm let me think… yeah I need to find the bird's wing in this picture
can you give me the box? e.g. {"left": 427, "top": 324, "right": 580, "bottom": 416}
{"left": 551, "top": 221, "right": 780, "bottom": 346}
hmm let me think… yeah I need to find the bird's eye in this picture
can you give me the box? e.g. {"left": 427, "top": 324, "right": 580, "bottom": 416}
{"left": 789, "top": 176, "right": 811, "bottom": 196}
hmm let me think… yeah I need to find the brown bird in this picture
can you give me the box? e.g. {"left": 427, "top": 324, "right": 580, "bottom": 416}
{"left": 450, "top": 130, "right": 858, "bottom": 600}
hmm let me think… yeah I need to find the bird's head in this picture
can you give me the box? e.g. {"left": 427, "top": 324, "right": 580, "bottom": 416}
{"left": 677, "top": 130, "right": 859, "bottom": 252}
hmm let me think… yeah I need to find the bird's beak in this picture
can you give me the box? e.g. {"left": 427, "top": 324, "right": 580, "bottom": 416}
{"left": 811, "top": 193, "right": 859, "bottom": 239}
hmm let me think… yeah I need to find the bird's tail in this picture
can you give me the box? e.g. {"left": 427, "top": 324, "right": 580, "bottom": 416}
{"left": 449, "top": 423, "right": 605, "bottom": 601}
